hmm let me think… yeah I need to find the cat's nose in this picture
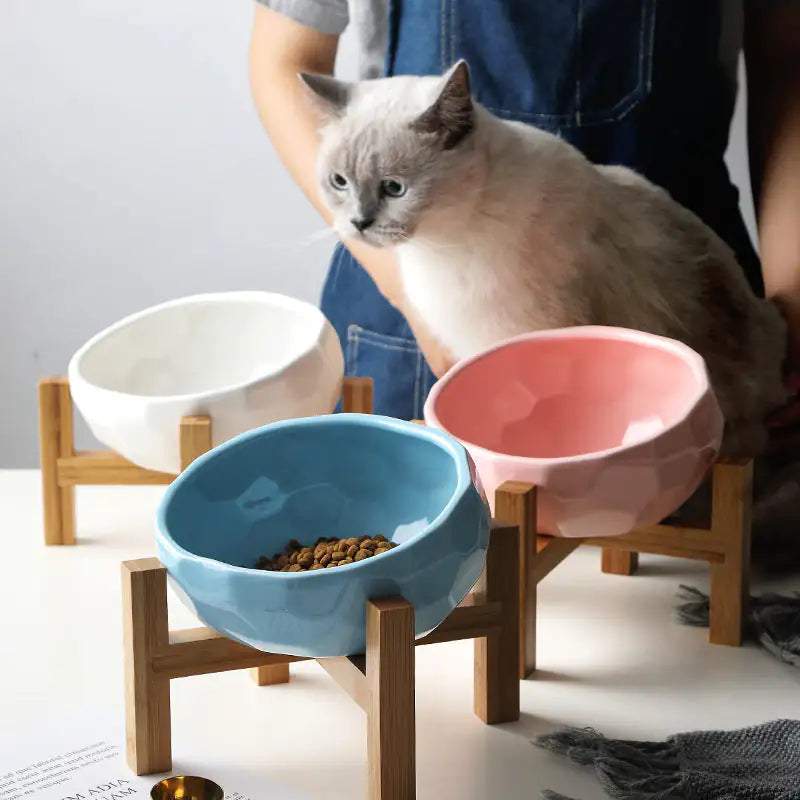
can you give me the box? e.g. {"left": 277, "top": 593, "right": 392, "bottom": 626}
{"left": 351, "top": 216, "right": 376, "bottom": 232}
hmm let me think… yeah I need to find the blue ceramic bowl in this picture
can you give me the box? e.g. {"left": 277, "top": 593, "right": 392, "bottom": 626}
{"left": 155, "top": 413, "right": 490, "bottom": 658}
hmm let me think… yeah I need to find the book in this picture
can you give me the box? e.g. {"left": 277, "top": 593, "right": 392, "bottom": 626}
{"left": 0, "top": 709, "right": 310, "bottom": 800}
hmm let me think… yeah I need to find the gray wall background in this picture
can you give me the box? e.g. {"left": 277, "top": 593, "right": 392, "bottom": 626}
{"left": 0, "top": 1, "right": 756, "bottom": 467}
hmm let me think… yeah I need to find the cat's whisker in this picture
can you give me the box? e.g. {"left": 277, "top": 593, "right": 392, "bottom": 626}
{"left": 300, "top": 226, "right": 339, "bottom": 245}
{"left": 254, "top": 226, "right": 339, "bottom": 252}
{"left": 412, "top": 237, "right": 461, "bottom": 252}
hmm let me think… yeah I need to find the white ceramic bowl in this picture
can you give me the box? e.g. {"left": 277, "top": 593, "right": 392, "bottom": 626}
{"left": 68, "top": 291, "right": 344, "bottom": 474}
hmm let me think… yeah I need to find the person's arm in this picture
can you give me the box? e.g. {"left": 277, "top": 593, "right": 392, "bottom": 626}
{"left": 249, "top": 4, "right": 455, "bottom": 376}
{"left": 745, "top": 3, "right": 800, "bottom": 359}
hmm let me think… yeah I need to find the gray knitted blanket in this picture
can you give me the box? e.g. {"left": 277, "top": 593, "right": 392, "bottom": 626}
{"left": 535, "top": 719, "right": 800, "bottom": 800}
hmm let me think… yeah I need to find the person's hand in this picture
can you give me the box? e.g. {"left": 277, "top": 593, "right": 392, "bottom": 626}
{"left": 767, "top": 370, "right": 800, "bottom": 431}
{"left": 767, "top": 292, "right": 800, "bottom": 431}
{"left": 744, "top": 3, "right": 800, "bottom": 438}
{"left": 765, "top": 294, "right": 800, "bottom": 464}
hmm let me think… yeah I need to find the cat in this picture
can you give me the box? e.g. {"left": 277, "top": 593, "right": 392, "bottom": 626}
{"left": 299, "top": 60, "right": 789, "bottom": 462}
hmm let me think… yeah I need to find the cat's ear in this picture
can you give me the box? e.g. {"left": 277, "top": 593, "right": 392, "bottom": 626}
{"left": 298, "top": 72, "right": 352, "bottom": 120}
{"left": 411, "top": 60, "right": 474, "bottom": 150}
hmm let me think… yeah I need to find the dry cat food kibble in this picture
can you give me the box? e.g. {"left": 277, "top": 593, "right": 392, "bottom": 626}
{"left": 255, "top": 535, "right": 397, "bottom": 572}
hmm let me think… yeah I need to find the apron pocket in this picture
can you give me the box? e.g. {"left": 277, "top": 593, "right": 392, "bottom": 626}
{"left": 446, "top": 0, "right": 656, "bottom": 127}
{"left": 345, "top": 325, "right": 433, "bottom": 420}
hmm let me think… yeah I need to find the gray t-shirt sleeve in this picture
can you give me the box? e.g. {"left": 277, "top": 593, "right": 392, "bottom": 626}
{"left": 256, "top": 0, "right": 349, "bottom": 36}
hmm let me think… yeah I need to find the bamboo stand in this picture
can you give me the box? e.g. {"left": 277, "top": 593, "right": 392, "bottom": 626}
{"left": 483, "top": 459, "right": 753, "bottom": 676}
{"left": 122, "top": 509, "right": 522, "bottom": 800}
{"left": 411, "top": 419, "right": 753, "bottom": 665}
{"left": 37, "top": 376, "right": 374, "bottom": 547}
{"left": 595, "top": 458, "right": 752, "bottom": 648}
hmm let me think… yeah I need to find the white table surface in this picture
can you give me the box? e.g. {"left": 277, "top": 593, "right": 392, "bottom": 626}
{"left": 1, "top": 469, "right": 798, "bottom": 800}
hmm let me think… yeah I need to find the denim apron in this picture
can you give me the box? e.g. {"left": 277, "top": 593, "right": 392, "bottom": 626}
{"left": 321, "top": 0, "right": 761, "bottom": 419}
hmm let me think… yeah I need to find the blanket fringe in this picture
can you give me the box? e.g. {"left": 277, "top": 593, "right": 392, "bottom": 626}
{"left": 673, "top": 585, "right": 710, "bottom": 627}
{"left": 535, "top": 727, "right": 684, "bottom": 800}
{"left": 674, "top": 586, "right": 800, "bottom": 667}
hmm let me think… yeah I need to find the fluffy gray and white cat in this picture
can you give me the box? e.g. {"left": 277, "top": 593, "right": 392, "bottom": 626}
{"left": 300, "top": 60, "right": 788, "bottom": 461}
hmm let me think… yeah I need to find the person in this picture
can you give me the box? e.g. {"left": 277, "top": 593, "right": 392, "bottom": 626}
{"left": 249, "top": 1, "right": 800, "bottom": 428}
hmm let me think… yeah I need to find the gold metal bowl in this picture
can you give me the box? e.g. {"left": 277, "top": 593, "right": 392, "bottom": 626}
{"left": 150, "top": 777, "right": 224, "bottom": 800}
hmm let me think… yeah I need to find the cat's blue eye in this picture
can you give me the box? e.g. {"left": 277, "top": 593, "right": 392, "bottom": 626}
{"left": 329, "top": 172, "right": 348, "bottom": 190}
{"left": 381, "top": 179, "right": 406, "bottom": 198}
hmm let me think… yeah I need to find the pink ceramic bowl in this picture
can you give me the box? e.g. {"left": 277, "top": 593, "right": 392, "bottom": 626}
{"left": 423, "top": 327, "right": 724, "bottom": 538}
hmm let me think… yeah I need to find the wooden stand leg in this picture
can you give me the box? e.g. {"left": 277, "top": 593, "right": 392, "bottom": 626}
{"left": 250, "top": 664, "right": 291, "bottom": 686}
{"left": 601, "top": 549, "right": 639, "bottom": 576}
{"left": 709, "top": 459, "right": 752, "bottom": 646}
{"left": 179, "top": 416, "right": 213, "bottom": 471}
{"left": 367, "top": 598, "right": 415, "bottom": 800}
{"left": 38, "top": 378, "right": 76, "bottom": 546}
{"left": 494, "top": 483, "right": 538, "bottom": 679}
{"left": 474, "top": 522, "right": 520, "bottom": 724}
{"left": 122, "top": 559, "right": 172, "bottom": 775}
{"left": 342, "top": 377, "right": 374, "bottom": 414}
